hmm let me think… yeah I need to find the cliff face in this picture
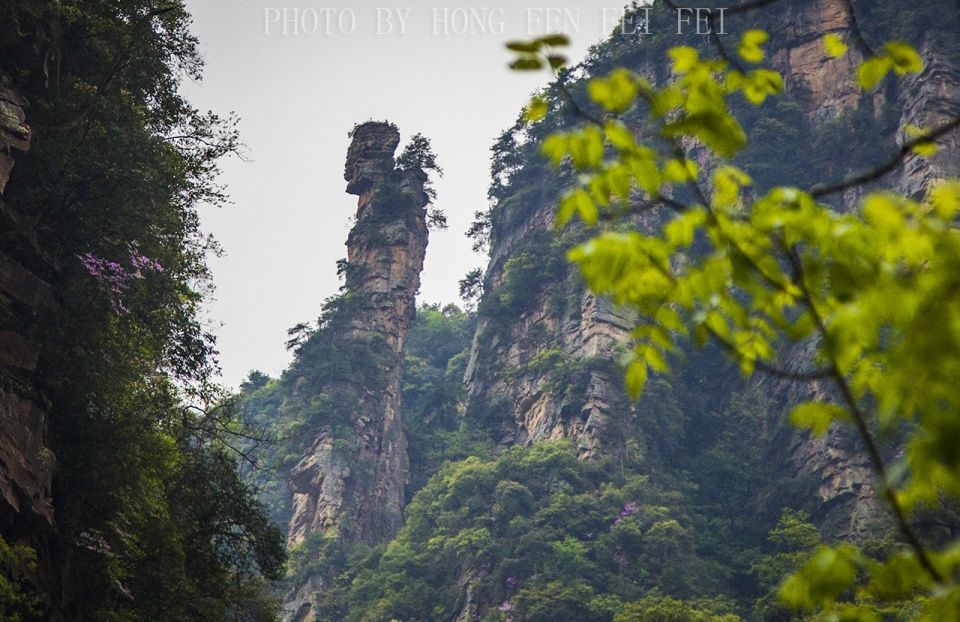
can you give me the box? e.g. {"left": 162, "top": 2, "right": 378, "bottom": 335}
{"left": 0, "top": 72, "right": 56, "bottom": 528}
{"left": 284, "top": 122, "right": 430, "bottom": 620}
{"left": 463, "top": 0, "right": 960, "bottom": 541}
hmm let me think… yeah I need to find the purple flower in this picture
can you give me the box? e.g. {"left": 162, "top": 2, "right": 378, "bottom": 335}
{"left": 614, "top": 501, "right": 639, "bottom": 525}
{"left": 499, "top": 601, "right": 514, "bottom": 612}
{"left": 77, "top": 245, "right": 163, "bottom": 314}
{"left": 128, "top": 243, "right": 164, "bottom": 276}
{"left": 505, "top": 576, "right": 517, "bottom": 589}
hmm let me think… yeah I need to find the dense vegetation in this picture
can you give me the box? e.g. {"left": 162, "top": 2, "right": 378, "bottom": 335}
{"left": 4, "top": 0, "right": 959, "bottom": 620}
{"left": 1, "top": 1, "right": 284, "bottom": 619}
{"left": 294, "top": 2, "right": 960, "bottom": 621}
{"left": 502, "top": 0, "right": 960, "bottom": 618}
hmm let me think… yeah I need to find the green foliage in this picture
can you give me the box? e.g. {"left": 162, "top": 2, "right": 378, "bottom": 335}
{"left": 0, "top": 537, "right": 41, "bottom": 621}
{"left": 402, "top": 304, "right": 487, "bottom": 496}
{"left": 315, "top": 441, "right": 742, "bottom": 621}
{"left": 614, "top": 595, "right": 741, "bottom": 622}
{"left": 397, "top": 133, "right": 445, "bottom": 216}
{"left": 0, "top": 1, "right": 286, "bottom": 618}
{"left": 508, "top": 18, "right": 960, "bottom": 622}
{"left": 750, "top": 510, "right": 822, "bottom": 620}
{"left": 478, "top": 231, "right": 567, "bottom": 323}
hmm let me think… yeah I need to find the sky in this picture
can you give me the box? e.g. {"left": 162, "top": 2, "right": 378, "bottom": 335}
{"left": 181, "top": 1, "right": 627, "bottom": 388}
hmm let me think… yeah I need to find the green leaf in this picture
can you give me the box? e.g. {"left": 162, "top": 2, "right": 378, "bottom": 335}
{"left": 905, "top": 124, "right": 938, "bottom": 157}
{"left": 712, "top": 166, "right": 752, "bottom": 207}
{"left": 604, "top": 121, "right": 636, "bottom": 151}
{"left": 506, "top": 40, "right": 542, "bottom": 53}
{"left": 510, "top": 57, "right": 544, "bottom": 71}
{"left": 629, "top": 157, "right": 661, "bottom": 196}
{"left": 588, "top": 69, "right": 640, "bottom": 114}
{"left": 662, "top": 159, "right": 698, "bottom": 184}
{"left": 542, "top": 134, "right": 569, "bottom": 165}
{"left": 665, "top": 207, "right": 706, "bottom": 247}
{"left": 547, "top": 54, "right": 567, "bottom": 69}
{"left": 643, "top": 345, "right": 670, "bottom": 373}
{"left": 668, "top": 46, "right": 699, "bottom": 74}
{"left": 536, "top": 34, "right": 570, "bottom": 47}
{"left": 625, "top": 360, "right": 648, "bottom": 399}
{"left": 558, "top": 189, "right": 598, "bottom": 227}
{"left": 790, "top": 402, "right": 848, "bottom": 436}
{"left": 738, "top": 29, "right": 769, "bottom": 63}
{"left": 663, "top": 111, "right": 747, "bottom": 157}
{"left": 912, "top": 141, "right": 937, "bottom": 157}
{"left": 742, "top": 69, "right": 783, "bottom": 105}
{"left": 823, "top": 33, "right": 849, "bottom": 58}
{"left": 857, "top": 56, "right": 892, "bottom": 90}
{"left": 929, "top": 180, "right": 960, "bottom": 220}
{"left": 568, "top": 127, "right": 605, "bottom": 170}
{"left": 884, "top": 41, "right": 923, "bottom": 75}
{"left": 779, "top": 545, "right": 862, "bottom": 609}
{"left": 524, "top": 97, "right": 549, "bottom": 123}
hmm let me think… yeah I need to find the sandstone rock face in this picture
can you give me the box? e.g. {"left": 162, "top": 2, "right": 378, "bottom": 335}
{"left": 284, "top": 122, "right": 429, "bottom": 621}
{"left": 463, "top": 0, "right": 959, "bottom": 541}
{"left": 0, "top": 72, "right": 56, "bottom": 526}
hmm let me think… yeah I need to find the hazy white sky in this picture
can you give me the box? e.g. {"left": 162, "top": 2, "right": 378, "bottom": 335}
{"left": 182, "top": 1, "right": 624, "bottom": 387}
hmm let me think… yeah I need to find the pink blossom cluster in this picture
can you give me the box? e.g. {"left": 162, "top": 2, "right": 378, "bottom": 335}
{"left": 613, "top": 501, "right": 638, "bottom": 525}
{"left": 78, "top": 244, "right": 163, "bottom": 313}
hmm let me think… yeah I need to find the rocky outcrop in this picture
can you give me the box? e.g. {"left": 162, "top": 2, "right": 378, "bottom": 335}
{"left": 284, "top": 121, "right": 430, "bottom": 621}
{"left": 462, "top": 0, "right": 959, "bottom": 540}
{"left": 0, "top": 72, "right": 56, "bottom": 527}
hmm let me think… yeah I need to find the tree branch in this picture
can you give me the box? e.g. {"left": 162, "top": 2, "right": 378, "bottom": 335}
{"left": 552, "top": 68, "right": 606, "bottom": 127}
{"left": 662, "top": 0, "right": 747, "bottom": 73}
{"left": 811, "top": 115, "right": 960, "bottom": 198}
{"left": 783, "top": 242, "right": 945, "bottom": 584}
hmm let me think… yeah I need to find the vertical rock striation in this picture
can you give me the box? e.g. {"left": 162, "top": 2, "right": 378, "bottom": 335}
{"left": 0, "top": 71, "right": 56, "bottom": 528}
{"left": 284, "top": 121, "right": 429, "bottom": 620}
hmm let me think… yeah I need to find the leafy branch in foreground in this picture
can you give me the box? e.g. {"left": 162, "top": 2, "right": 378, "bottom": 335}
{"left": 509, "top": 26, "right": 960, "bottom": 620}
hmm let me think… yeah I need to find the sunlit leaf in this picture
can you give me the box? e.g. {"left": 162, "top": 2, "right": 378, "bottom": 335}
{"left": 885, "top": 41, "right": 923, "bottom": 75}
{"left": 625, "top": 360, "right": 648, "bottom": 399}
{"left": 663, "top": 159, "right": 698, "bottom": 183}
{"left": 738, "top": 29, "right": 769, "bottom": 63}
{"left": 524, "top": 97, "right": 549, "bottom": 123}
{"left": 857, "top": 56, "right": 892, "bottom": 90}
{"left": 588, "top": 69, "right": 640, "bottom": 113}
{"left": 541, "top": 134, "right": 569, "bottom": 165}
{"left": 823, "top": 33, "right": 849, "bottom": 58}
{"left": 669, "top": 46, "right": 699, "bottom": 74}
{"left": 790, "top": 403, "right": 848, "bottom": 436}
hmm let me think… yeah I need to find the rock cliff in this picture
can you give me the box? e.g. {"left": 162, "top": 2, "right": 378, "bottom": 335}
{"left": 0, "top": 71, "right": 56, "bottom": 529}
{"left": 462, "top": 0, "right": 960, "bottom": 541}
{"left": 284, "top": 121, "right": 430, "bottom": 620}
